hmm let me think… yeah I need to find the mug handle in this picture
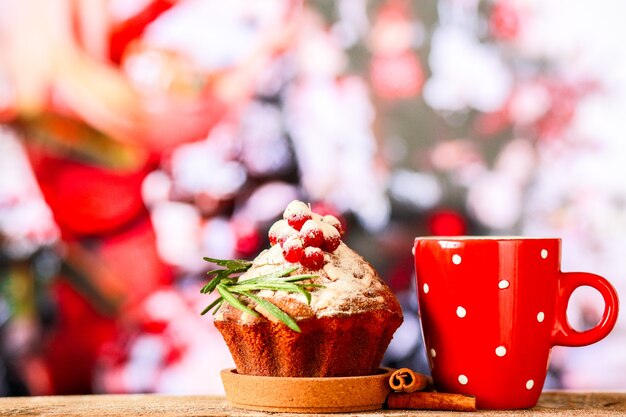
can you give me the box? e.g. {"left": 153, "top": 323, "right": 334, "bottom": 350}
{"left": 552, "top": 272, "right": 619, "bottom": 347}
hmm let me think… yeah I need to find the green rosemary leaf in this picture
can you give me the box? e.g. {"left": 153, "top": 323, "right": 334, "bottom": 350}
{"left": 237, "top": 266, "right": 299, "bottom": 284}
{"left": 203, "top": 257, "right": 230, "bottom": 266}
{"left": 302, "top": 283, "right": 325, "bottom": 289}
{"left": 217, "top": 284, "right": 259, "bottom": 317}
{"left": 211, "top": 298, "right": 224, "bottom": 315}
{"left": 230, "top": 281, "right": 311, "bottom": 303}
{"left": 201, "top": 255, "right": 322, "bottom": 331}
{"left": 242, "top": 291, "right": 301, "bottom": 333}
{"left": 201, "top": 270, "right": 224, "bottom": 293}
{"left": 203, "top": 257, "right": 252, "bottom": 271}
{"left": 200, "top": 282, "right": 212, "bottom": 294}
{"left": 201, "top": 296, "right": 224, "bottom": 315}
{"left": 219, "top": 278, "right": 238, "bottom": 288}
{"left": 280, "top": 274, "right": 318, "bottom": 283}
{"left": 226, "top": 259, "right": 252, "bottom": 271}
{"left": 202, "top": 269, "right": 241, "bottom": 294}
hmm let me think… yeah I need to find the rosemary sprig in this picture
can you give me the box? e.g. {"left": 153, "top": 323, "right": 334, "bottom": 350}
{"left": 200, "top": 257, "right": 320, "bottom": 332}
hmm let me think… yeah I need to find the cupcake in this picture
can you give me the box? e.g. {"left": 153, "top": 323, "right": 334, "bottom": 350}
{"left": 202, "top": 201, "right": 403, "bottom": 377}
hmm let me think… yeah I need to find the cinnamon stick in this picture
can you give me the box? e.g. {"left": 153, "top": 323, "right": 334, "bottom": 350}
{"left": 387, "top": 392, "right": 477, "bottom": 412}
{"left": 388, "top": 368, "right": 431, "bottom": 393}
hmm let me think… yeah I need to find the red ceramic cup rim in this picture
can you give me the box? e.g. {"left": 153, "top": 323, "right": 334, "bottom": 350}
{"left": 416, "top": 236, "right": 559, "bottom": 241}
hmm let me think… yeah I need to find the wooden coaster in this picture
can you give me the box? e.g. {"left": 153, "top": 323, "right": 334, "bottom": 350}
{"left": 220, "top": 368, "right": 394, "bottom": 413}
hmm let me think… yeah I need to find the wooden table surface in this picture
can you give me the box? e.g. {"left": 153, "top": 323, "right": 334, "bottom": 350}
{"left": 1, "top": 392, "right": 625, "bottom": 416}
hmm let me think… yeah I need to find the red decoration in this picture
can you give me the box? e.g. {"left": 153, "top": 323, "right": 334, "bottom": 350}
{"left": 489, "top": 2, "right": 520, "bottom": 40}
{"left": 233, "top": 220, "right": 261, "bottom": 257}
{"left": 427, "top": 209, "right": 467, "bottom": 236}
{"left": 44, "top": 281, "right": 119, "bottom": 394}
{"left": 26, "top": 152, "right": 151, "bottom": 238}
{"left": 370, "top": 52, "right": 423, "bottom": 100}
{"left": 301, "top": 246, "right": 324, "bottom": 270}
{"left": 109, "top": 0, "right": 176, "bottom": 64}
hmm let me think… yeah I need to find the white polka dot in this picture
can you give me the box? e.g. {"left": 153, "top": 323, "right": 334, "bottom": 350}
{"left": 412, "top": 246, "right": 416, "bottom": 256}
{"left": 537, "top": 312, "right": 545, "bottom": 323}
{"left": 498, "top": 280, "right": 510, "bottom": 289}
{"left": 526, "top": 379, "right": 534, "bottom": 390}
{"left": 452, "top": 254, "right": 462, "bottom": 264}
{"left": 458, "top": 375, "right": 468, "bottom": 385}
{"left": 423, "top": 283, "right": 430, "bottom": 294}
{"left": 541, "top": 249, "right": 548, "bottom": 259}
{"left": 430, "top": 348, "right": 437, "bottom": 358}
{"left": 495, "top": 346, "right": 507, "bottom": 357}
{"left": 456, "top": 306, "right": 467, "bottom": 318}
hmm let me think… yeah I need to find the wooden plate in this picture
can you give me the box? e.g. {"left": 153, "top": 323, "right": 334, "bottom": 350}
{"left": 220, "top": 368, "right": 394, "bottom": 413}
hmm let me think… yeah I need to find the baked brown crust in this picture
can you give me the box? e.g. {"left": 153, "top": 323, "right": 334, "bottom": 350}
{"left": 216, "top": 309, "right": 403, "bottom": 377}
{"left": 213, "top": 241, "right": 403, "bottom": 377}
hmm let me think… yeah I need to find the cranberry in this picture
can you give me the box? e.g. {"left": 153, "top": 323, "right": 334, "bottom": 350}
{"left": 283, "top": 201, "right": 312, "bottom": 231}
{"left": 282, "top": 236, "right": 304, "bottom": 263}
{"left": 269, "top": 220, "right": 296, "bottom": 246}
{"left": 301, "top": 246, "right": 324, "bottom": 270}
{"left": 321, "top": 215, "right": 345, "bottom": 236}
{"left": 299, "top": 219, "right": 324, "bottom": 248}
{"left": 321, "top": 224, "right": 341, "bottom": 252}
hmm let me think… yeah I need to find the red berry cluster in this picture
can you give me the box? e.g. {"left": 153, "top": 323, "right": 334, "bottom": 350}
{"left": 268, "top": 201, "right": 345, "bottom": 270}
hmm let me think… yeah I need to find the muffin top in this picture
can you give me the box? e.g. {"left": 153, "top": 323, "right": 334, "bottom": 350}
{"left": 212, "top": 201, "right": 402, "bottom": 325}
{"left": 214, "top": 242, "right": 401, "bottom": 323}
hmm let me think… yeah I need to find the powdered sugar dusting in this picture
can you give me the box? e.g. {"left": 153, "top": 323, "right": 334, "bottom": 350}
{"left": 215, "top": 243, "right": 391, "bottom": 320}
{"left": 215, "top": 201, "right": 396, "bottom": 323}
{"left": 299, "top": 219, "right": 324, "bottom": 248}
{"left": 311, "top": 244, "right": 384, "bottom": 316}
{"left": 284, "top": 201, "right": 311, "bottom": 218}
{"left": 282, "top": 236, "right": 302, "bottom": 251}
{"left": 268, "top": 219, "right": 297, "bottom": 245}
{"left": 283, "top": 201, "right": 312, "bottom": 230}
{"left": 321, "top": 214, "right": 344, "bottom": 236}
{"left": 318, "top": 219, "right": 340, "bottom": 240}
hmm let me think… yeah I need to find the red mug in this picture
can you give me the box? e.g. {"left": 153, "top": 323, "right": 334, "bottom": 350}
{"left": 413, "top": 237, "right": 619, "bottom": 409}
